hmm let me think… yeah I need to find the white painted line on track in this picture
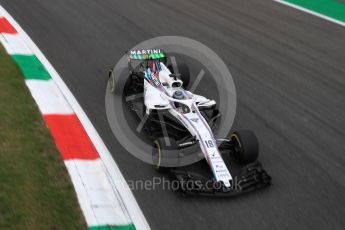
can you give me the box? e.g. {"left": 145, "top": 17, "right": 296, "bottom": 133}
{"left": 25, "top": 80, "right": 74, "bottom": 115}
{"left": 0, "top": 33, "right": 32, "bottom": 54}
{"left": 274, "top": 0, "right": 345, "bottom": 28}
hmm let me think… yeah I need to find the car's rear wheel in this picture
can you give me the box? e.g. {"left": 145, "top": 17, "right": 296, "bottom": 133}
{"left": 230, "top": 130, "right": 259, "bottom": 164}
{"left": 108, "top": 68, "right": 116, "bottom": 93}
{"left": 152, "top": 137, "right": 179, "bottom": 172}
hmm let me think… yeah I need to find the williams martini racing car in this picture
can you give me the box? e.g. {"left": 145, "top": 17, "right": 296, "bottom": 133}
{"left": 109, "top": 49, "right": 271, "bottom": 196}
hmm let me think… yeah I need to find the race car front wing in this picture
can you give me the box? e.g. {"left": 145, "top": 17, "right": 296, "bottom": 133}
{"left": 170, "top": 161, "right": 271, "bottom": 197}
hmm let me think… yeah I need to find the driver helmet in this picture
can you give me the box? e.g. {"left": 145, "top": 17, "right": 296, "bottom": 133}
{"left": 172, "top": 90, "right": 185, "bottom": 100}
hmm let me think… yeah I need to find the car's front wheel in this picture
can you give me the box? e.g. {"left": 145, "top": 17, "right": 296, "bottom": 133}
{"left": 230, "top": 130, "right": 259, "bottom": 164}
{"left": 152, "top": 137, "right": 179, "bottom": 172}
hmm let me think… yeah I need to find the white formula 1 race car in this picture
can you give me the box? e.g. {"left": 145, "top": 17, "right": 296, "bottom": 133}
{"left": 109, "top": 49, "right": 271, "bottom": 196}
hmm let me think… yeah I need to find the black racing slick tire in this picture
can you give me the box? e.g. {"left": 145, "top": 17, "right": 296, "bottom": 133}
{"left": 230, "top": 130, "right": 259, "bottom": 165}
{"left": 152, "top": 137, "right": 179, "bottom": 172}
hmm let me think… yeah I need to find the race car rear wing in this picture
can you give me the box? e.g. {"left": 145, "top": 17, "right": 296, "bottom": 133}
{"left": 128, "top": 49, "right": 166, "bottom": 60}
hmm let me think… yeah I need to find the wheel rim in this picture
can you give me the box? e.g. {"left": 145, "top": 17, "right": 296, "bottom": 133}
{"left": 230, "top": 133, "right": 242, "bottom": 161}
{"left": 109, "top": 71, "right": 116, "bottom": 93}
{"left": 153, "top": 140, "right": 161, "bottom": 169}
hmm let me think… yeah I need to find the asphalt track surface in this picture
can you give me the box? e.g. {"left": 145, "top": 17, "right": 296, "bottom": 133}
{"left": 1, "top": 0, "right": 345, "bottom": 229}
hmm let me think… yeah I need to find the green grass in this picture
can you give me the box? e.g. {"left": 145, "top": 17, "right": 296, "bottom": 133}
{"left": 0, "top": 45, "right": 86, "bottom": 229}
